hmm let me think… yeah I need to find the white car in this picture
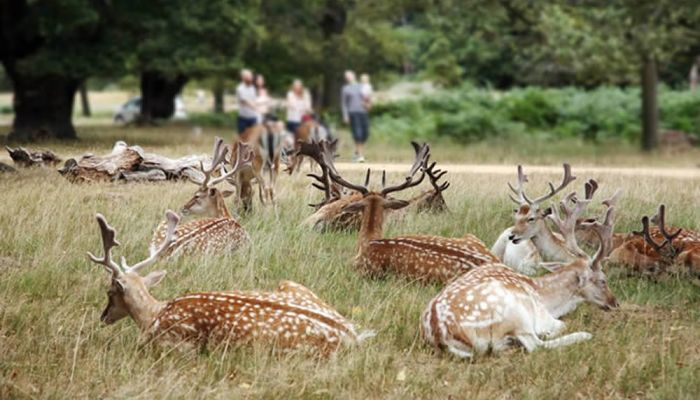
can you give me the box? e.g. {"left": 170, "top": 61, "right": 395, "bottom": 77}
{"left": 113, "top": 96, "right": 187, "bottom": 124}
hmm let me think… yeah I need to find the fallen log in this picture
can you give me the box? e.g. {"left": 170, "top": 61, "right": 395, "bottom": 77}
{"left": 59, "top": 141, "right": 210, "bottom": 183}
{"left": 5, "top": 146, "right": 62, "bottom": 167}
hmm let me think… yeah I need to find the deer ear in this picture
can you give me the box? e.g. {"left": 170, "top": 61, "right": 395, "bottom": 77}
{"left": 540, "top": 262, "right": 566, "bottom": 273}
{"left": 341, "top": 201, "right": 365, "bottom": 213}
{"left": 143, "top": 270, "right": 167, "bottom": 287}
{"left": 383, "top": 199, "right": 410, "bottom": 210}
{"left": 221, "top": 190, "right": 235, "bottom": 198}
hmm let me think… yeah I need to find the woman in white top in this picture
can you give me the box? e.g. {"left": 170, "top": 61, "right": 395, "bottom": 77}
{"left": 255, "top": 74, "right": 272, "bottom": 123}
{"left": 286, "top": 79, "right": 312, "bottom": 136}
{"left": 360, "top": 73, "right": 373, "bottom": 110}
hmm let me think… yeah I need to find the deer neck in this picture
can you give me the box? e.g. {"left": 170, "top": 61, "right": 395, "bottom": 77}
{"left": 532, "top": 261, "right": 586, "bottom": 318}
{"left": 124, "top": 286, "right": 167, "bottom": 331}
{"left": 358, "top": 198, "right": 385, "bottom": 253}
{"left": 531, "top": 225, "right": 576, "bottom": 262}
{"left": 214, "top": 193, "right": 232, "bottom": 218}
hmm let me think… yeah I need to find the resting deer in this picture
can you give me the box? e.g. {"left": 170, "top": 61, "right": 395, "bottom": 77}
{"left": 90, "top": 211, "right": 373, "bottom": 354}
{"left": 150, "top": 137, "right": 253, "bottom": 258}
{"left": 323, "top": 142, "right": 498, "bottom": 283}
{"left": 607, "top": 204, "right": 700, "bottom": 276}
{"left": 491, "top": 164, "right": 594, "bottom": 275}
{"left": 406, "top": 142, "right": 450, "bottom": 213}
{"left": 421, "top": 207, "right": 619, "bottom": 358}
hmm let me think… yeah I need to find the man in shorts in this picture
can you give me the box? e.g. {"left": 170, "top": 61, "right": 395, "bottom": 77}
{"left": 341, "top": 70, "right": 370, "bottom": 162}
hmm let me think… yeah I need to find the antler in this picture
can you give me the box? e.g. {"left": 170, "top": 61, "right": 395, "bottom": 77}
{"left": 123, "top": 210, "right": 180, "bottom": 273}
{"left": 321, "top": 141, "right": 370, "bottom": 195}
{"left": 194, "top": 137, "right": 229, "bottom": 187}
{"left": 87, "top": 214, "right": 123, "bottom": 277}
{"left": 508, "top": 165, "right": 529, "bottom": 204}
{"left": 380, "top": 141, "right": 429, "bottom": 196}
{"left": 633, "top": 204, "right": 682, "bottom": 260}
{"left": 580, "top": 206, "right": 615, "bottom": 270}
{"left": 209, "top": 141, "right": 254, "bottom": 187}
{"left": 424, "top": 161, "right": 450, "bottom": 193}
{"left": 301, "top": 139, "right": 340, "bottom": 207}
{"left": 516, "top": 164, "right": 576, "bottom": 206}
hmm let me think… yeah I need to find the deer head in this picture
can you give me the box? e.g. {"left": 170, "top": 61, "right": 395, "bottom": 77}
{"left": 508, "top": 164, "right": 576, "bottom": 244}
{"left": 575, "top": 207, "right": 619, "bottom": 310}
{"left": 87, "top": 211, "right": 180, "bottom": 326}
{"left": 182, "top": 137, "right": 254, "bottom": 218}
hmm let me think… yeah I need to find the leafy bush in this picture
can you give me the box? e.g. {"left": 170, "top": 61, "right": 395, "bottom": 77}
{"left": 188, "top": 112, "right": 237, "bottom": 128}
{"left": 372, "top": 85, "right": 700, "bottom": 143}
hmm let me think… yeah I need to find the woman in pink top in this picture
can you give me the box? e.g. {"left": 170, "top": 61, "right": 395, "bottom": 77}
{"left": 286, "top": 79, "right": 312, "bottom": 137}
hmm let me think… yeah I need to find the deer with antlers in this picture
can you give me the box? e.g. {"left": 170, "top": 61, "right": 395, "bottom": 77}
{"left": 606, "top": 204, "right": 700, "bottom": 276}
{"left": 90, "top": 211, "right": 373, "bottom": 354}
{"left": 491, "top": 164, "right": 604, "bottom": 275}
{"left": 150, "top": 137, "right": 253, "bottom": 258}
{"left": 286, "top": 119, "right": 331, "bottom": 174}
{"left": 421, "top": 207, "right": 619, "bottom": 358}
{"left": 322, "top": 142, "right": 498, "bottom": 283}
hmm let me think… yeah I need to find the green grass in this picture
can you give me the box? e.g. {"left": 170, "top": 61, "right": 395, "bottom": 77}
{"left": 1, "top": 126, "right": 699, "bottom": 398}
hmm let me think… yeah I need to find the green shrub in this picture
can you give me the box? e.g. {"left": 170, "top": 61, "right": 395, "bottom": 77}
{"left": 189, "top": 112, "right": 237, "bottom": 128}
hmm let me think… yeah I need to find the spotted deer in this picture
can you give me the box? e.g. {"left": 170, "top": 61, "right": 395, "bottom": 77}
{"left": 90, "top": 211, "right": 374, "bottom": 354}
{"left": 150, "top": 137, "right": 253, "bottom": 258}
{"left": 491, "top": 164, "right": 596, "bottom": 275}
{"left": 421, "top": 207, "right": 619, "bottom": 358}
{"left": 607, "top": 204, "right": 700, "bottom": 276}
{"left": 323, "top": 142, "right": 498, "bottom": 283}
{"left": 231, "top": 123, "right": 282, "bottom": 211}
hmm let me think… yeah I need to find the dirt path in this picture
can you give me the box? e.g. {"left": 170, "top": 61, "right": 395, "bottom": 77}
{"left": 335, "top": 162, "right": 700, "bottom": 179}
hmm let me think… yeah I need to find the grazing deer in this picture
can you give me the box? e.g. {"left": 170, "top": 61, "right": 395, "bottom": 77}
{"left": 150, "top": 137, "right": 253, "bottom": 258}
{"left": 231, "top": 123, "right": 282, "bottom": 211}
{"left": 421, "top": 207, "right": 619, "bottom": 358}
{"left": 491, "top": 164, "right": 593, "bottom": 275}
{"left": 607, "top": 204, "right": 700, "bottom": 276}
{"left": 90, "top": 211, "right": 373, "bottom": 354}
{"left": 323, "top": 142, "right": 498, "bottom": 283}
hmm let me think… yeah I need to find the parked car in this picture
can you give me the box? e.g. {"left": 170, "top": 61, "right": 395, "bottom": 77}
{"left": 113, "top": 96, "right": 187, "bottom": 124}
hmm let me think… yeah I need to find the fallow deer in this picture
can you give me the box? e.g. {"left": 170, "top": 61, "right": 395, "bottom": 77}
{"left": 408, "top": 158, "right": 450, "bottom": 213}
{"left": 491, "top": 164, "right": 596, "bottom": 275}
{"left": 150, "top": 137, "right": 253, "bottom": 258}
{"left": 89, "top": 211, "right": 374, "bottom": 354}
{"left": 231, "top": 123, "right": 283, "bottom": 211}
{"left": 608, "top": 204, "right": 700, "bottom": 276}
{"left": 323, "top": 142, "right": 498, "bottom": 283}
{"left": 421, "top": 208, "right": 619, "bottom": 358}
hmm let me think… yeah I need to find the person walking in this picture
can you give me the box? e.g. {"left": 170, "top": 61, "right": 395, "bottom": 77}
{"left": 236, "top": 69, "right": 258, "bottom": 134}
{"left": 360, "top": 73, "right": 373, "bottom": 110}
{"left": 285, "top": 79, "right": 312, "bottom": 137}
{"left": 341, "top": 70, "right": 369, "bottom": 162}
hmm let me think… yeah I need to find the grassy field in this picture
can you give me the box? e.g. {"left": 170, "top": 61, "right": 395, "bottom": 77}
{"left": 1, "top": 126, "right": 699, "bottom": 399}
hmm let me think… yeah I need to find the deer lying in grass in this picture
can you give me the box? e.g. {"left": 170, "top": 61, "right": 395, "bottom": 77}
{"left": 150, "top": 137, "right": 253, "bottom": 258}
{"left": 605, "top": 204, "right": 700, "bottom": 276}
{"left": 90, "top": 211, "right": 373, "bottom": 354}
{"left": 323, "top": 142, "right": 498, "bottom": 283}
{"left": 421, "top": 207, "right": 619, "bottom": 358}
{"left": 491, "top": 164, "right": 594, "bottom": 275}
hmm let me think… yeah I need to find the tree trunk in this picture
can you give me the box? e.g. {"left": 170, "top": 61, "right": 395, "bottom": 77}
{"left": 213, "top": 80, "right": 224, "bottom": 113}
{"left": 318, "top": 1, "right": 347, "bottom": 111}
{"left": 79, "top": 82, "right": 91, "bottom": 117}
{"left": 641, "top": 56, "right": 659, "bottom": 151}
{"left": 4, "top": 62, "right": 80, "bottom": 141}
{"left": 138, "top": 71, "right": 188, "bottom": 123}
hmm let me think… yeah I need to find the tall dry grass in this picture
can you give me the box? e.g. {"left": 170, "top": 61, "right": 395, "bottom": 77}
{"left": 0, "top": 129, "right": 699, "bottom": 399}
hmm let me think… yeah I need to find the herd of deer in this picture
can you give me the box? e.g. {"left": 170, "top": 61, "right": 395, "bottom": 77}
{"left": 87, "top": 132, "right": 700, "bottom": 359}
